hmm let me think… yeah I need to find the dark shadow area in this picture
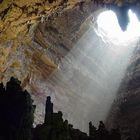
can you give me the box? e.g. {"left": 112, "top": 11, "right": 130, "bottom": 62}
{"left": 0, "top": 77, "right": 35, "bottom": 140}
{"left": 0, "top": 77, "right": 135, "bottom": 140}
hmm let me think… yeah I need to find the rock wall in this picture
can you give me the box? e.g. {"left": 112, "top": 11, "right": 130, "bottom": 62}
{"left": 106, "top": 39, "right": 140, "bottom": 140}
{"left": 1, "top": 0, "right": 140, "bottom": 86}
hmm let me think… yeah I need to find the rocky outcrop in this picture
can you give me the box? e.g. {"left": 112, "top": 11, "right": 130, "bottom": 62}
{"left": 0, "top": 77, "right": 35, "bottom": 140}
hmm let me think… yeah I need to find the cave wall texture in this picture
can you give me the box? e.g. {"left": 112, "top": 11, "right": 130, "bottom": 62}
{"left": 0, "top": 0, "right": 140, "bottom": 89}
{"left": 0, "top": 0, "right": 99, "bottom": 89}
{"left": 106, "top": 41, "right": 140, "bottom": 140}
{"left": 1, "top": 0, "right": 140, "bottom": 137}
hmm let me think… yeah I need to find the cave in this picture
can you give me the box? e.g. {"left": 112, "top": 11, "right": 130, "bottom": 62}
{"left": 0, "top": 0, "right": 140, "bottom": 140}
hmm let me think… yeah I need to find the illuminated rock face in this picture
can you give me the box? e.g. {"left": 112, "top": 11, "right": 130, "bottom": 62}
{"left": 0, "top": 0, "right": 97, "bottom": 86}
{"left": 0, "top": 0, "right": 140, "bottom": 85}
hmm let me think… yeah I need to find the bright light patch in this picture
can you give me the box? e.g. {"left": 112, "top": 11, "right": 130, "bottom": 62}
{"left": 96, "top": 10, "right": 140, "bottom": 44}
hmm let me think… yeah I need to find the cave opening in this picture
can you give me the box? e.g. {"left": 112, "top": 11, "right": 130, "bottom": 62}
{"left": 96, "top": 9, "right": 140, "bottom": 45}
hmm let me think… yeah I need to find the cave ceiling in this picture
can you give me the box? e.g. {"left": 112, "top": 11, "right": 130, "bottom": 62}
{"left": 0, "top": 0, "right": 140, "bottom": 92}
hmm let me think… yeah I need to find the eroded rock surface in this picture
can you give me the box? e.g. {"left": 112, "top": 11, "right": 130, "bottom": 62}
{"left": 106, "top": 41, "right": 140, "bottom": 140}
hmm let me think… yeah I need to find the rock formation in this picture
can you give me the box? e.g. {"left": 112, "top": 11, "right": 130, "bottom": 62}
{"left": 0, "top": 0, "right": 140, "bottom": 138}
{"left": 0, "top": 77, "right": 35, "bottom": 140}
{"left": 0, "top": 78, "right": 122, "bottom": 140}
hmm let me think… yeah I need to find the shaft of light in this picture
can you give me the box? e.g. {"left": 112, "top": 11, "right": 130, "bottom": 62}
{"left": 34, "top": 10, "right": 140, "bottom": 132}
